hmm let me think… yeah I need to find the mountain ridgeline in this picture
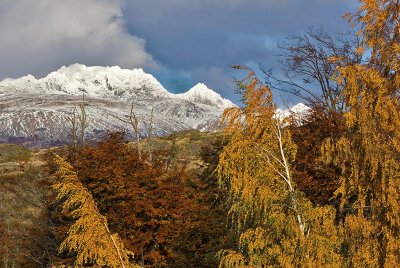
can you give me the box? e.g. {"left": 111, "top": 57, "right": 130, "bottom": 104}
{"left": 0, "top": 64, "right": 236, "bottom": 147}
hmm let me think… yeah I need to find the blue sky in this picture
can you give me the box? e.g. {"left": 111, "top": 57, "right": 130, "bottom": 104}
{"left": 0, "top": 0, "right": 358, "bottom": 105}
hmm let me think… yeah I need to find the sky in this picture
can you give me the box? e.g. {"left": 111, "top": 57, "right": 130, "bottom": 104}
{"left": 0, "top": 0, "right": 358, "bottom": 105}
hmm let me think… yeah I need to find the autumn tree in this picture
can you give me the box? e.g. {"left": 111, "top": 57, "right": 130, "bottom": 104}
{"left": 262, "top": 27, "right": 362, "bottom": 113}
{"left": 61, "top": 132, "right": 231, "bottom": 267}
{"left": 322, "top": 0, "right": 400, "bottom": 266}
{"left": 289, "top": 108, "right": 346, "bottom": 206}
{"left": 52, "top": 154, "right": 138, "bottom": 267}
{"left": 218, "top": 66, "right": 341, "bottom": 267}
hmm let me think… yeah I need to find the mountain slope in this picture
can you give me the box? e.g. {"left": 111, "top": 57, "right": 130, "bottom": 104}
{"left": 176, "top": 83, "right": 234, "bottom": 110}
{"left": 0, "top": 64, "right": 236, "bottom": 147}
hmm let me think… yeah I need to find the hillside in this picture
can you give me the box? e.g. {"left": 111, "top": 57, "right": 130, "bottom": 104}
{"left": 0, "top": 130, "right": 235, "bottom": 268}
{"left": 0, "top": 144, "right": 53, "bottom": 267}
{"left": 0, "top": 64, "right": 235, "bottom": 147}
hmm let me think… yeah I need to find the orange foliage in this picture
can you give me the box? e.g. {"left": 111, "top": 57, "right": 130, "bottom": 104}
{"left": 290, "top": 108, "right": 346, "bottom": 205}
{"left": 57, "top": 132, "right": 233, "bottom": 267}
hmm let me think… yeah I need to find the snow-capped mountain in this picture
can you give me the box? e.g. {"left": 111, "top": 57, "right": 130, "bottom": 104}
{"left": 0, "top": 64, "right": 236, "bottom": 147}
{"left": 175, "top": 83, "right": 234, "bottom": 110}
{"left": 276, "top": 103, "right": 311, "bottom": 118}
{"left": 275, "top": 103, "right": 311, "bottom": 125}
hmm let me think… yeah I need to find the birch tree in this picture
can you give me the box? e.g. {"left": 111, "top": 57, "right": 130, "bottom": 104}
{"left": 322, "top": 1, "right": 400, "bottom": 266}
{"left": 218, "top": 66, "right": 341, "bottom": 267}
{"left": 66, "top": 107, "right": 78, "bottom": 149}
{"left": 147, "top": 106, "right": 154, "bottom": 163}
{"left": 109, "top": 101, "right": 142, "bottom": 160}
{"left": 78, "top": 93, "right": 88, "bottom": 146}
{"left": 262, "top": 28, "right": 362, "bottom": 113}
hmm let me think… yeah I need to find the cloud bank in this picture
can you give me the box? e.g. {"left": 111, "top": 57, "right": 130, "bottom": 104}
{"left": 0, "top": 0, "right": 158, "bottom": 79}
{"left": 0, "top": 0, "right": 359, "bottom": 104}
{"left": 124, "top": 0, "right": 358, "bottom": 103}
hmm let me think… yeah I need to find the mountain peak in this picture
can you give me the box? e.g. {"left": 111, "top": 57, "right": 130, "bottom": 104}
{"left": 1, "top": 64, "right": 236, "bottom": 109}
{"left": 275, "top": 103, "right": 311, "bottom": 122}
{"left": 188, "top": 83, "right": 210, "bottom": 92}
{"left": 289, "top": 103, "right": 310, "bottom": 113}
{"left": 176, "top": 83, "right": 236, "bottom": 109}
{"left": 0, "top": 64, "right": 171, "bottom": 99}
{"left": 55, "top": 64, "right": 146, "bottom": 77}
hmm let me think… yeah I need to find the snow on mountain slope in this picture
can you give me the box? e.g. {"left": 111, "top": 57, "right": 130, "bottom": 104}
{"left": 175, "top": 83, "right": 235, "bottom": 110}
{"left": 0, "top": 64, "right": 236, "bottom": 147}
{"left": 275, "top": 103, "right": 311, "bottom": 126}
{"left": 0, "top": 64, "right": 171, "bottom": 100}
{"left": 275, "top": 103, "right": 311, "bottom": 119}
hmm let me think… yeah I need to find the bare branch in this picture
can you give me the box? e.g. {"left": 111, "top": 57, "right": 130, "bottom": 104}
{"left": 147, "top": 106, "right": 154, "bottom": 163}
{"left": 262, "top": 27, "right": 362, "bottom": 113}
{"left": 107, "top": 102, "right": 142, "bottom": 160}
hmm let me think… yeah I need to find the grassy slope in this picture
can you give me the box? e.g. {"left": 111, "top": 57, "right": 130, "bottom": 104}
{"left": 0, "top": 144, "right": 55, "bottom": 267}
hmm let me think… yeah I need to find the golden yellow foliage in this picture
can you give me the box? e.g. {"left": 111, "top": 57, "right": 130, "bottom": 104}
{"left": 53, "top": 155, "right": 139, "bottom": 267}
{"left": 323, "top": 0, "right": 400, "bottom": 266}
{"left": 218, "top": 67, "right": 341, "bottom": 267}
{"left": 341, "top": 215, "right": 380, "bottom": 267}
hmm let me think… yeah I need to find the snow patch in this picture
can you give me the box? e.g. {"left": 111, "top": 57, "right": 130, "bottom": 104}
{"left": 175, "top": 83, "right": 236, "bottom": 109}
{"left": 275, "top": 103, "right": 311, "bottom": 123}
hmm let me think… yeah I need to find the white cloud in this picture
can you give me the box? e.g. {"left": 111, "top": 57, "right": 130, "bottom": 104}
{"left": 0, "top": 0, "right": 158, "bottom": 79}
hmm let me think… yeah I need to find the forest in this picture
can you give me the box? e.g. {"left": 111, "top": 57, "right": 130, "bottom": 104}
{"left": 1, "top": 0, "right": 400, "bottom": 267}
